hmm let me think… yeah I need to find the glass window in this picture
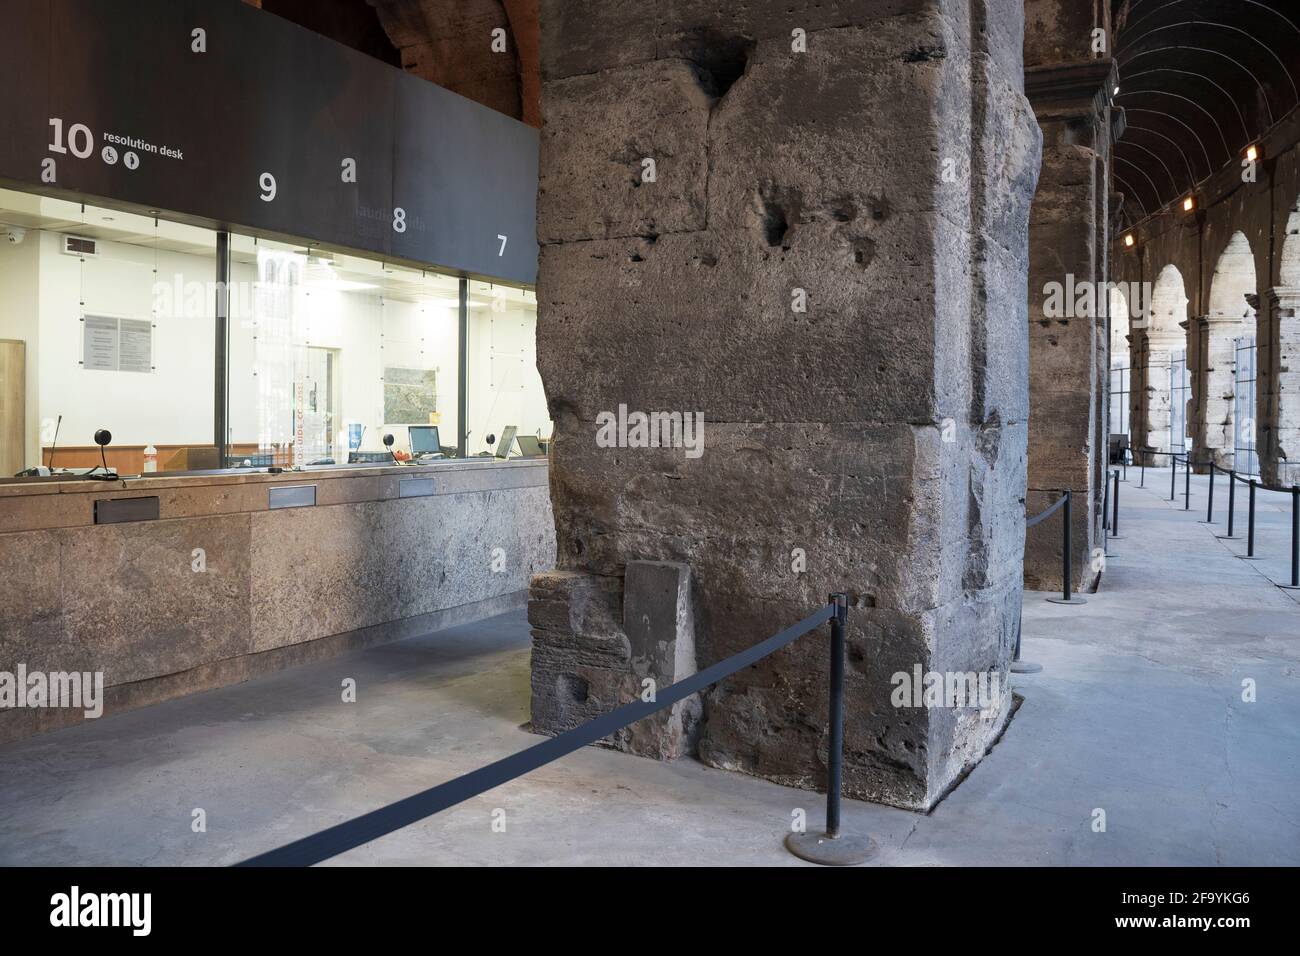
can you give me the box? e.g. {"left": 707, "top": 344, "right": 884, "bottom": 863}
{"left": 466, "top": 280, "right": 548, "bottom": 458}
{"left": 0, "top": 187, "right": 217, "bottom": 477}
{"left": 0, "top": 186, "right": 544, "bottom": 480}
{"left": 227, "top": 235, "right": 461, "bottom": 467}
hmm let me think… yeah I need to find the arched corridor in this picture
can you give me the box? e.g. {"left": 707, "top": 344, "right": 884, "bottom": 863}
{"left": 1137, "top": 264, "right": 1191, "bottom": 455}
{"left": 1200, "top": 232, "right": 1258, "bottom": 469}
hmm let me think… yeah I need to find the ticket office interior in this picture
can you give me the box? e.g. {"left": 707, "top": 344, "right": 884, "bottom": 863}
{"left": 0, "top": 186, "right": 548, "bottom": 478}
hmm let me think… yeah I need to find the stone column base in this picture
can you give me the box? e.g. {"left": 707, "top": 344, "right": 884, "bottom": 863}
{"left": 528, "top": 563, "right": 700, "bottom": 760}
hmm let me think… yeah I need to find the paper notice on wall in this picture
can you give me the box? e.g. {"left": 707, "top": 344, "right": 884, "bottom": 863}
{"left": 82, "top": 315, "right": 118, "bottom": 371}
{"left": 82, "top": 315, "right": 153, "bottom": 373}
{"left": 118, "top": 319, "right": 153, "bottom": 373}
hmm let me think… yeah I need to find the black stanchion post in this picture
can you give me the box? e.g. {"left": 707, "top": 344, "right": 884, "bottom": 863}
{"left": 1112, "top": 469, "right": 1121, "bottom": 537}
{"left": 785, "top": 593, "right": 876, "bottom": 865}
{"left": 1170, "top": 454, "right": 1177, "bottom": 501}
{"left": 1204, "top": 464, "right": 1215, "bottom": 523}
{"left": 1048, "top": 490, "right": 1086, "bottom": 605}
{"left": 1285, "top": 489, "right": 1300, "bottom": 591}
{"left": 1010, "top": 608, "right": 1042, "bottom": 674}
{"left": 1101, "top": 473, "right": 1110, "bottom": 533}
{"left": 1222, "top": 471, "right": 1236, "bottom": 539}
{"left": 1184, "top": 454, "right": 1191, "bottom": 511}
{"left": 1140, "top": 453, "right": 1145, "bottom": 489}
{"left": 1243, "top": 480, "right": 1258, "bottom": 560}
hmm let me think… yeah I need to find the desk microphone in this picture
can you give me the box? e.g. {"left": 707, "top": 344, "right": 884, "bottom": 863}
{"left": 47, "top": 415, "right": 62, "bottom": 470}
{"left": 86, "top": 428, "right": 118, "bottom": 480}
{"left": 383, "top": 433, "right": 398, "bottom": 464}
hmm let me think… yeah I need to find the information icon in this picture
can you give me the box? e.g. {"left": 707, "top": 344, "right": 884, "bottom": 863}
{"left": 101, "top": 145, "right": 118, "bottom": 165}
{"left": 124, "top": 151, "right": 139, "bottom": 170}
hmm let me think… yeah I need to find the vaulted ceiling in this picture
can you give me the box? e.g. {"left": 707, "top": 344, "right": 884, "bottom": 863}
{"left": 1111, "top": 0, "right": 1300, "bottom": 226}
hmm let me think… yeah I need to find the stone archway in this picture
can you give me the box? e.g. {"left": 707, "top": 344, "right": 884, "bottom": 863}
{"left": 1109, "top": 286, "right": 1132, "bottom": 441}
{"left": 1138, "top": 264, "right": 1190, "bottom": 455}
{"left": 1266, "top": 199, "right": 1300, "bottom": 484}
{"left": 1200, "top": 232, "right": 1257, "bottom": 469}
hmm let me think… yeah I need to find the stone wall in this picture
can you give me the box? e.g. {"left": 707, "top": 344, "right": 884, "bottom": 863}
{"left": 1021, "top": 0, "right": 1112, "bottom": 593}
{"left": 529, "top": 0, "right": 1041, "bottom": 811}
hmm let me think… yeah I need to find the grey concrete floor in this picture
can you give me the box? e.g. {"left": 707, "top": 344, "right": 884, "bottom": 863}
{"left": 1, "top": 468, "right": 1297, "bottom": 866}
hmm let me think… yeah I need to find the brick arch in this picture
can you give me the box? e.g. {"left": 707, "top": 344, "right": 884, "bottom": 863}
{"left": 1281, "top": 195, "right": 1300, "bottom": 288}
{"left": 366, "top": 0, "right": 540, "bottom": 127}
{"left": 1149, "top": 263, "right": 1188, "bottom": 334}
{"left": 1207, "top": 231, "right": 1257, "bottom": 318}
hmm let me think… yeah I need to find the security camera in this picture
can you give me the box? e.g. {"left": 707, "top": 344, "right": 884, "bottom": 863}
{"left": 4, "top": 227, "right": 26, "bottom": 244}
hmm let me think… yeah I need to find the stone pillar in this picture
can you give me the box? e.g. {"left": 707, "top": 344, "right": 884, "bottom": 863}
{"left": 1021, "top": 57, "right": 1114, "bottom": 593}
{"left": 1193, "top": 312, "right": 1253, "bottom": 469}
{"left": 1135, "top": 329, "right": 1183, "bottom": 455}
{"left": 1264, "top": 289, "right": 1300, "bottom": 485}
{"left": 528, "top": 0, "right": 1041, "bottom": 811}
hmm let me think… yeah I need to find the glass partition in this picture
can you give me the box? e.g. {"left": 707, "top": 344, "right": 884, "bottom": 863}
{"left": 0, "top": 187, "right": 217, "bottom": 476}
{"left": 227, "top": 234, "right": 461, "bottom": 467}
{"left": 0, "top": 185, "right": 545, "bottom": 479}
{"left": 466, "top": 280, "right": 548, "bottom": 458}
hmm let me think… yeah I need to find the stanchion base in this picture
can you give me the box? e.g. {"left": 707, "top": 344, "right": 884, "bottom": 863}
{"left": 1279, "top": 585, "right": 1300, "bottom": 591}
{"left": 1236, "top": 555, "right": 1263, "bottom": 561}
{"left": 1010, "top": 659, "right": 1043, "bottom": 674}
{"left": 785, "top": 830, "right": 877, "bottom": 866}
{"left": 1046, "top": 596, "right": 1088, "bottom": 605}
{"left": 1215, "top": 534, "right": 1236, "bottom": 540}
{"left": 1108, "top": 535, "right": 1125, "bottom": 540}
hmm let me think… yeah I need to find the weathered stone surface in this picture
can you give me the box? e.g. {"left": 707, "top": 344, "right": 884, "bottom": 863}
{"left": 0, "top": 466, "right": 556, "bottom": 736}
{"left": 531, "top": 0, "right": 1040, "bottom": 809}
{"left": 538, "top": 59, "right": 711, "bottom": 243}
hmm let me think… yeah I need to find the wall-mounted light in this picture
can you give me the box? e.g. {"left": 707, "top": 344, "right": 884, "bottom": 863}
{"left": 1183, "top": 196, "right": 1195, "bottom": 212}
{"left": 1245, "top": 144, "right": 1260, "bottom": 162}
{"left": 1124, "top": 233, "right": 1135, "bottom": 248}
{"left": 1113, "top": 85, "right": 1120, "bottom": 96}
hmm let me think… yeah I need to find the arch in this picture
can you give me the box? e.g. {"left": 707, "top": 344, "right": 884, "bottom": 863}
{"left": 1148, "top": 264, "right": 1188, "bottom": 333}
{"left": 1280, "top": 195, "right": 1300, "bottom": 288}
{"left": 1202, "top": 232, "right": 1258, "bottom": 468}
{"left": 1207, "top": 231, "right": 1257, "bottom": 317}
{"left": 1109, "top": 286, "right": 1131, "bottom": 358}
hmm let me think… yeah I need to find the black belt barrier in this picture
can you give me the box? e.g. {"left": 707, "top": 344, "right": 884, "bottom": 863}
{"left": 237, "top": 602, "right": 839, "bottom": 867}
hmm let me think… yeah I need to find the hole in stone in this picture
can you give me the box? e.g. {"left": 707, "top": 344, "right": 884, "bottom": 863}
{"left": 762, "top": 198, "right": 790, "bottom": 247}
{"left": 557, "top": 673, "right": 589, "bottom": 703}
{"left": 852, "top": 236, "right": 877, "bottom": 270}
{"left": 685, "top": 31, "right": 755, "bottom": 99}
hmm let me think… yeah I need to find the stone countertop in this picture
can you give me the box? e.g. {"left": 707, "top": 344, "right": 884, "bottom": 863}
{"left": 0, "top": 459, "right": 549, "bottom": 533}
{"left": 0, "top": 459, "right": 545, "bottom": 498}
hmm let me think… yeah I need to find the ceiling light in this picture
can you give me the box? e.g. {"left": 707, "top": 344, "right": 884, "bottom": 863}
{"left": 1124, "top": 234, "right": 1135, "bottom": 248}
{"left": 1246, "top": 144, "right": 1259, "bottom": 162}
{"left": 1183, "top": 196, "right": 1195, "bottom": 212}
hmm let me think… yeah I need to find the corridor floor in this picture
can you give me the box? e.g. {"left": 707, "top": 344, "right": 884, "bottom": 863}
{"left": 1, "top": 468, "right": 1297, "bottom": 866}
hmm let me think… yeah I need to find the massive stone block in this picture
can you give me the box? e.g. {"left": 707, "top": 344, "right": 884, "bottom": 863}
{"left": 530, "top": 0, "right": 1041, "bottom": 810}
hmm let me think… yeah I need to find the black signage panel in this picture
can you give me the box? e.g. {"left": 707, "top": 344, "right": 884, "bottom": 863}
{"left": 0, "top": 0, "right": 538, "bottom": 285}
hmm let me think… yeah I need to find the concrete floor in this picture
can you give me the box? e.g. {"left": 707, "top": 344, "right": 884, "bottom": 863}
{"left": 1, "top": 468, "right": 1297, "bottom": 866}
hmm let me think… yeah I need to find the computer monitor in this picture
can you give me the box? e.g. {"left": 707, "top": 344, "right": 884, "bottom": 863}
{"left": 409, "top": 425, "right": 441, "bottom": 456}
{"left": 495, "top": 425, "right": 518, "bottom": 459}
{"left": 515, "top": 435, "right": 544, "bottom": 458}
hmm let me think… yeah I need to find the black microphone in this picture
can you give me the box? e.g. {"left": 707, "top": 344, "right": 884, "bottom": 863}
{"left": 47, "top": 414, "right": 62, "bottom": 471}
{"left": 90, "top": 428, "right": 115, "bottom": 479}
{"left": 383, "top": 433, "right": 398, "bottom": 463}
